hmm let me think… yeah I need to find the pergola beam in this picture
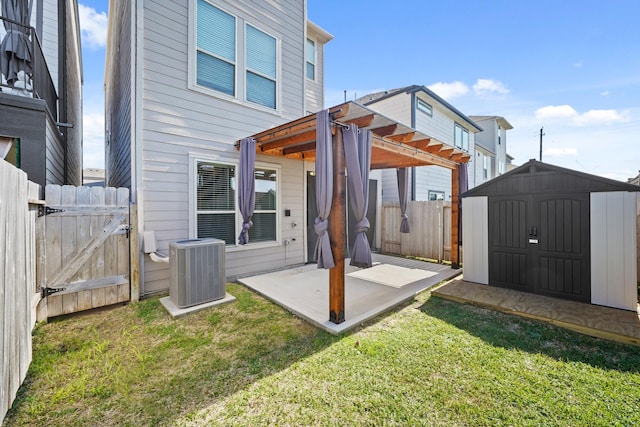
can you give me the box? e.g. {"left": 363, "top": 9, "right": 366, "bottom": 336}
{"left": 386, "top": 131, "right": 416, "bottom": 143}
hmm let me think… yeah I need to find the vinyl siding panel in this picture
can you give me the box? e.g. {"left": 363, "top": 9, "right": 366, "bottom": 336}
{"left": 138, "top": 0, "right": 307, "bottom": 294}
{"left": 41, "top": 0, "right": 59, "bottom": 93}
{"left": 45, "top": 116, "right": 64, "bottom": 184}
{"left": 366, "top": 92, "right": 412, "bottom": 124}
{"left": 590, "top": 192, "right": 638, "bottom": 311}
{"left": 105, "top": 0, "right": 133, "bottom": 188}
{"left": 461, "top": 196, "right": 489, "bottom": 284}
{"left": 61, "top": 0, "right": 83, "bottom": 185}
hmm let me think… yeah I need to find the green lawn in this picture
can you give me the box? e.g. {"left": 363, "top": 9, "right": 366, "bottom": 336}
{"left": 4, "top": 283, "right": 640, "bottom": 426}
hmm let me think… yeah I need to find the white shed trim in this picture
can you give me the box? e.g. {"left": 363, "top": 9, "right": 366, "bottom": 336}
{"left": 590, "top": 191, "right": 638, "bottom": 311}
{"left": 462, "top": 196, "right": 489, "bottom": 284}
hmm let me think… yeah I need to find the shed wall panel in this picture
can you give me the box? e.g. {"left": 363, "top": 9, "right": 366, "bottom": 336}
{"left": 590, "top": 192, "right": 638, "bottom": 311}
{"left": 462, "top": 196, "right": 488, "bottom": 284}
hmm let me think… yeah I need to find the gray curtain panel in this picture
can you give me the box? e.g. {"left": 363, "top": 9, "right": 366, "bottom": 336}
{"left": 314, "top": 109, "right": 335, "bottom": 268}
{"left": 237, "top": 137, "right": 256, "bottom": 245}
{"left": 397, "top": 167, "right": 410, "bottom": 233}
{"left": 1, "top": 0, "right": 32, "bottom": 86}
{"left": 343, "top": 125, "right": 372, "bottom": 268}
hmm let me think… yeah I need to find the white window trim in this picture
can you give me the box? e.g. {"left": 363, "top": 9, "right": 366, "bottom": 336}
{"left": 187, "top": 0, "right": 282, "bottom": 116}
{"left": 454, "top": 123, "right": 469, "bottom": 151}
{"left": 306, "top": 37, "right": 316, "bottom": 81}
{"left": 189, "top": 152, "right": 281, "bottom": 251}
{"left": 416, "top": 98, "right": 432, "bottom": 117}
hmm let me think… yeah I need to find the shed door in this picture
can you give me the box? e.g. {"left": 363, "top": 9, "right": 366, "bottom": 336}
{"left": 489, "top": 194, "right": 590, "bottom": 302}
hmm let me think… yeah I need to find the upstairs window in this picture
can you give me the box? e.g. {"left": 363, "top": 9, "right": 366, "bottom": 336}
{"left": 416, "top": 98, "right": 432, "bottom": 116}
{"left": 246, "top": 25, "right": 277, "bottom": 109}
{"left": 483, "top": 155, "right": 489, "bottom": 179}
{"left": 193, "top": 1, "right": 278, "bottom": 110}
{"left": 196, "top": 1, "right": 236, "bottom": 96}
{"left": 498, "top": 123, "right": 502, "bottom": 145}
{"left": 454, "top": 123, "right": 469, "bottom": 151}
{"left": 306, "top": 38, "right": 316, "bottom": 80}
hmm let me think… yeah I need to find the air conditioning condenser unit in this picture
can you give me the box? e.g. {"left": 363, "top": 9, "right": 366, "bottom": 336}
{"left": 169, "top": 238, "right": 225, "bottom": 308}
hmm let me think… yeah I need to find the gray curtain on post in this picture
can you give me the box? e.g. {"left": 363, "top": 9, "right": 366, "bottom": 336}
{"left": 397, "top": 167, "right": 410, "bottom": 233}
{"left": 343, "top": 125, "right": 372, "bottom": 268}
{"left": 237, "top": 137, "right": 256, "bottom": 245}
{"left": 314, "top": 109, "right": 335, "bottom": 268}
{"left": 458, "top": 162, "right": 468, "bottom": 245}
{"left": 1, "top": 0, "right": 32, "bottom": 86}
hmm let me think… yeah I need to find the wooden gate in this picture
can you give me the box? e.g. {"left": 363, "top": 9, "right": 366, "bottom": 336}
{"left": 42, "top": 185, "right": 130, "bottom": 317}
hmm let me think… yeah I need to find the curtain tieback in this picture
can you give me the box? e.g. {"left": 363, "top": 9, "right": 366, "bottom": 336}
{"left": 314, "top": 217, "right": 328, "bottom": 236}
{"left": 354, "top": 218, "right": 370, "bottom": 233}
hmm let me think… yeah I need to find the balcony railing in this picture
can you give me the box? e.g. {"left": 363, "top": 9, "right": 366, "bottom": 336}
{"left": 0, "top": 15, "right": 58, "bottom": 121}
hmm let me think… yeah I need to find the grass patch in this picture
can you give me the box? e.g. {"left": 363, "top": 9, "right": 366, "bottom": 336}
{"left": 4, "top": 284, "right": 640, "bottom": 426}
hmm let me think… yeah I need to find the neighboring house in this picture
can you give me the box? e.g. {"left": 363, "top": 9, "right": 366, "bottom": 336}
{"left": 0, "top": 0, "right": 83, "bottom": 188}
{"left": 506, "top": 153, "right": 517, "bottom": 171}
{"left": 468, "top": 115, "right": 513, "bottom": 186}
{"left": 105, "top": 0, "right": 334, "bottom": 296}
{"left": 628, "top": 172, "right": 640, "bottom": 186}
{"left": 358, "top": 85, "right": 482, "bottom": 202}
{"left": 82, "top": 167, "right": 105, "bottom": 186}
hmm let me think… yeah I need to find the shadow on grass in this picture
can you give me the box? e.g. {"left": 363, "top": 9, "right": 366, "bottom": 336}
{"left": 419, "top": 296, "right": 640, "bottom": 373}
{"left": 5, "top": 283, "right": 343, "bottom": 426}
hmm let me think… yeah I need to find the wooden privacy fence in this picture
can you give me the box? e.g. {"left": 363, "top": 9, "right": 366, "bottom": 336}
{"left": 0, "top": 160, "right": 41, "bottom": 421}
{"left": 43, "top": 185, "right": 131, "bottom": 317}
{"left": 382, "top": 201, "right": 452, "bottom": 262}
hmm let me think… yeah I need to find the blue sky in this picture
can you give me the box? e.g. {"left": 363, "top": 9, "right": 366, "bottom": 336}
{"left": 79, "top": 1, "right": 639, "bottom": 181}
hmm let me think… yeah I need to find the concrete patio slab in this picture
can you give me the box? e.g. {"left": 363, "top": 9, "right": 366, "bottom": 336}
{"left": 160, "top": 293, "right": 236, "bottom": 319}
{"left": 238, "top": 253, "right": 461, "bottom": 335}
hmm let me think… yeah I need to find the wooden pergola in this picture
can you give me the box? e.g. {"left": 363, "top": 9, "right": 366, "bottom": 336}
{"left": 238, "top": 101, "right": 470, "bottom": 324}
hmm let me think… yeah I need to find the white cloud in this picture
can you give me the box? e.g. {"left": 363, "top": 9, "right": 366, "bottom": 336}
{"left": 427, "top": 81, "right": 468, "bottom": 100}
{"left": 83, "top": 112, "right": 104, "bottom": 168}
{"left": 472, "top": 79, "right": 510, "bottom": 96}
{"left": 535, "top": 105, "right": 578, "bottom": 120}
{"left": 573, "top": 61, "right": 584, "bottom": 68}
{"left": 535, "top": 104, "right": 629, "bottom": 126}
{"left": 78, "top": 4, "right": 108, "bottom": 49}
{"left": 600, "top": 91, "right": 609, "bottom": 97}
{"left": 573, "top": 109, "right": 629, "bottom": 126}
{"left": 544, "top": 147, "right": 578, "bottom": 157}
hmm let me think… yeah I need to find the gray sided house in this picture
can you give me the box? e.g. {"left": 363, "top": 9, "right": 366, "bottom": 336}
{"left": 105, "top": 0, "right": 335, "bottom": 296}
{"left": 0, "top": 0, "right": 83, "bottom": 188}
{"left": 468, "top": 115, "right": 513, "bottom": 186}
{"left": 358, "top": 85, "right": 482, "bottom": 202}
{"left": 462, "top": 160, "right": 639, "bottom": 311}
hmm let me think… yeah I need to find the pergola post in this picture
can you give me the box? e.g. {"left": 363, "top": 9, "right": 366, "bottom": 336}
{"left": 328, "top": 126, "right": 345, "bottom": 324}
{"left": 451, "top": 165, "right": 460, "bottom": 269}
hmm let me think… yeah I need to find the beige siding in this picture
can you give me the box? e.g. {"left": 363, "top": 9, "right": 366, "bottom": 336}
{"left": 590, "top": 192, "right": 638, "bottom": 311}
{"left": 462, "top": 196, "right": 488, "bottom": 284}
{"left": 367, "top": 92, "right": 412, "bottom": 124}
{"left": 138, "top": 0, "right": 307, "bottom": 294}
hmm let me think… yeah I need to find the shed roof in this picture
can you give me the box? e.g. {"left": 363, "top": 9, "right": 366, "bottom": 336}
{"left": 237, "top": 101, "right": 471, "bottom": 170}
{"left": 462, "top": 159, "right": 640, "bottom": 197}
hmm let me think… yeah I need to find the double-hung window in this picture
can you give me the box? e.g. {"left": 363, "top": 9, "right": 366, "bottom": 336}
{"left": 416, "top": 98, "right": 432, "bottom": 116}
{"left": 195, "top": 160, "right": 278, "bottom": 245}
{"left": 246, "top": 25, "right": 277, "bottom": 109}
{"left": 196, "top": 0, "right": 236, "bottom": 96}
{"left": 454, "top": 123, "right": 469, "bottom": 151}
{"left": 483, "top": 155, "right": 489, "bottom": 179}
{"left": 194, "top": 1, "right": 278, "bottom": 110}
{"left": 306, "top": 38, "right": 316, "bottom": 80}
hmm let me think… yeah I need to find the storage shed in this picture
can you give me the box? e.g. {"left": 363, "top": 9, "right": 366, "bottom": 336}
{"left": 462, "top": 159, "right": 639, "bottom": 311}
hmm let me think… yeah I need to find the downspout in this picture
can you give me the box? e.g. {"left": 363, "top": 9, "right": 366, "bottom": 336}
{"left": 58, "top": 0, "right": 68, "bottom": 184}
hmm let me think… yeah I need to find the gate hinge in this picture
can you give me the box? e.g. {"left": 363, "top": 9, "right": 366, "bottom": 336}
{"left": 41, "top": 286, "right": 65, "bottom": 298}
{"left": 38, "top": 206, "right": 66, "bottom": 217}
